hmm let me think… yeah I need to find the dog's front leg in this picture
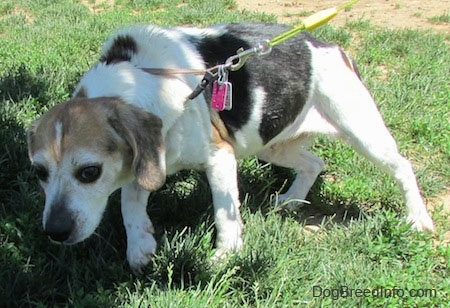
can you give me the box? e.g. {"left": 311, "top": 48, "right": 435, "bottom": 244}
{"left": 206, "top": 146, "right": 243, "bottom": 257}
{"left": 121, "top": 182, "right": 156, "bottom": 274}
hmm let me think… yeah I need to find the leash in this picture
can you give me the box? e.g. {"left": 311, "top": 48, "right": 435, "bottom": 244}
{"left": 142, "top": 0, "right": 360, "bottom": 102}
{"left": 141, "top": 68, "right": 206, "bottom": 76}
{"left": 268, "top": 0, "right": 360, "bottom": 47}
{"left": 224, "top": 0, "right": 360, "bottom": 72}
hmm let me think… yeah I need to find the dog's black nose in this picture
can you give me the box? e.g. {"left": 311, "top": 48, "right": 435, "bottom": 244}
{"left": 45, "top": 222, "right": 73, "bottom": 242}
{"left": 44, "top": 206, "right": 75, "bottom": 243}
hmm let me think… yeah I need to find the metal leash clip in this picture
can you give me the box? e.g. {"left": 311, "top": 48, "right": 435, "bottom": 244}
{"left": 187, "top": 70, "right": 217, "bottom": 100}
{"left": 225, "top": 40, "right": 272, "bottom": 71}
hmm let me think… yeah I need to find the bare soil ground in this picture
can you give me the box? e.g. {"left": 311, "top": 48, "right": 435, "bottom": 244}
{"left": 236, "top": 0, "right": 450, "bottom": 33}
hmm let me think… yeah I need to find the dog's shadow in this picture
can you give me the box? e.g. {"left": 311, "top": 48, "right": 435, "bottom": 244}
{"left": 134, "top": 161, "right": 364, "bottom": 249}
{"left": 154, "top": 162, "right": 363, "bottom": 227}
{"left": 124, "top": 163, "right": 363, "bottom": 289}
{"left": 282, "top": 176, "right": 363, "bottom": 229}
{"left": 238, "top": 161, "right": 363, "bottom": 228}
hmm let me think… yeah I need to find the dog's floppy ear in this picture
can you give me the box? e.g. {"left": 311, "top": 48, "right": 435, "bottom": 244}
{"left": 26, "top": 119, "right": 41, "bottom": 159}
{"left": 108, "top": 102, "right": 166, "bottom": 191}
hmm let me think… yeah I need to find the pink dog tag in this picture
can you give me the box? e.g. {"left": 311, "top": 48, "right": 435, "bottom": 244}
{"left": 211, "top": 81, "right": 232, "bottom": 111}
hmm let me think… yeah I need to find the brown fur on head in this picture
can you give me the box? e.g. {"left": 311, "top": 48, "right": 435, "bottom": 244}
{"left": 27, "top": 97, "right": 166, "bottom": 243}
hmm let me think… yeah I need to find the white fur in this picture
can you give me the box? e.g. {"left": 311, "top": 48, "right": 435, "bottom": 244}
{"left": 206, "top": 146, "right": 243, "bottom": 255}
{"left": 121, "top": 183, "right": 156, "bottom": 273}
{"left": 234, "top": 86, "right": 266, "bottom": 157}
{"left": 34, "top": 147, "right": 128, "bottom": 243}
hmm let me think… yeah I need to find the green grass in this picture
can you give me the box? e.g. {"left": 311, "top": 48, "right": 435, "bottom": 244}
{"left": 428, "top": 13, "right": 450, "bottom": 25}
{"left": 1, "top": 0, "right": 449, "bottom": 306}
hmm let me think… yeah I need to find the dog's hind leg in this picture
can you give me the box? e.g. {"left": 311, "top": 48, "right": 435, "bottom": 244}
{"left": 341, "top": 125, "right": 434, "bottom": 231}
{"left": 313, "top": 63, "right": 434, "bottom": 231}
{"left": 257, "top": 137, "right": 325, "bottom": 209}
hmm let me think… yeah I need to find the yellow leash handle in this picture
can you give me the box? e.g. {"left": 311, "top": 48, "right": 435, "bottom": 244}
{"left": 269, "top": 0, "right": 360, "bottom": 46}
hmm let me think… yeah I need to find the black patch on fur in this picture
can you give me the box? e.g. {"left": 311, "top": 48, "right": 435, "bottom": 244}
{"left": 100, "top": 35, "right": 137, "bottom": 64}
{"left": 194, "top": 23, "right": 317, "bottom": 144}
{"left": 194, "top": 30, "right": 253, "bottom": 140}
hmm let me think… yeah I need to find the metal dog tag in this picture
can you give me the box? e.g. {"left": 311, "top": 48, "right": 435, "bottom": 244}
{"left": 211, "top": 81, "right": 232, "bottom": 111}
{"left": 211, "top": 65, "right": 232, "bottom": 111}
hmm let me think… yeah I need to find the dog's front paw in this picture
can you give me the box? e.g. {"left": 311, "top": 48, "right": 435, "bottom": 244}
{"left": 126, "top": 226, "right": 157, "bottom": 274}
{"left": 407, "top": 211, "right": 435, "bottom": 232}
{"left": 213, "top": 240, "right": 243, "bottom": 261}
{"left": 214, "top": 223, "right": 243, "bottom": 260}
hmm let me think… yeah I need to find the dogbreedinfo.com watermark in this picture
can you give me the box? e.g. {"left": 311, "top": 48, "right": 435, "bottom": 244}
{"left": 313, "top": 285, "right": 437, "bottom": 300}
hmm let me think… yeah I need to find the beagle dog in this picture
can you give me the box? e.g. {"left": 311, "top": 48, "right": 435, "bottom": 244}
{"left": 27, "top": 23, "right": 434, "bottom": 273}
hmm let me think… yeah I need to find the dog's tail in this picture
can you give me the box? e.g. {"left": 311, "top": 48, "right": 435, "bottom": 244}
{"left": 339, "top": 49, "right": 362, "bottom": 81}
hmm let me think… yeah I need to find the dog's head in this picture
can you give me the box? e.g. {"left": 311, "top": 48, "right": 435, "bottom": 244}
{"left": 27, "top": 97, "right": 166, "bottom": 244}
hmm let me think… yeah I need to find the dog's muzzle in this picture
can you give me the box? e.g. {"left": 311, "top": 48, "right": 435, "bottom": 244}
{"left": 44, "top": 205, "right": 75, "bottom": 243}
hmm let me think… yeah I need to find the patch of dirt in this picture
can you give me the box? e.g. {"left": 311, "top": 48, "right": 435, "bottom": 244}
{"left": 80, "top": 0, "right": 115, "bottom": 14}
{"left": 0, "top": 7, "right": 34, "bottom": 24}
{"left": 236, "top": 0, "right": 449, "bottom": 33}
{"left": 430, "top": 191, "right": 450, "bottom": 213}
{"left": 430, "top": 191, "right": 450, "bottom": 246}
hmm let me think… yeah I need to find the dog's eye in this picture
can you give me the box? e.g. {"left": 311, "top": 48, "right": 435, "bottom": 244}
{"left": 34, "top": 165, "right": 49, "bottom": 182}
{"left": 76, "top": 165, "right": 102, "bottom": 184}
